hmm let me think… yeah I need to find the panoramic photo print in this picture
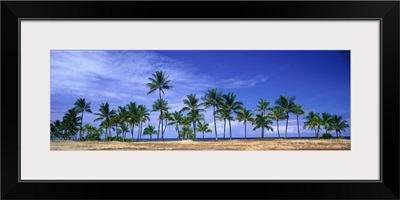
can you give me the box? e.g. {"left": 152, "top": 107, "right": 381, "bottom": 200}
{"left": 50, "top": 50, "right": 350, "bottom": 150}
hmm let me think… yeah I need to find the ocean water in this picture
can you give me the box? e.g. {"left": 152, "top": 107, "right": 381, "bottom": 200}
{"left": 99, "top": 136, "right": 351, "bottom": 142}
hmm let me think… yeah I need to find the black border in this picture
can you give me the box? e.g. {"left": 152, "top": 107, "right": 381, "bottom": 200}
{"left": 2, "top": 1, "right": 399, "bottom": 199}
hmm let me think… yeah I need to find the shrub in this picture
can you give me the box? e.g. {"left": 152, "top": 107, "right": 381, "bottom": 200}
{"left": 338, "top": 136, "right": 345, "bottom": 139}
{"left": 321, "top": 133, "right": 333, "bottom": 139}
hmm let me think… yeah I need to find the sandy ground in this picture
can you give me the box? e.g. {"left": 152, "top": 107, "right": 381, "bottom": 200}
{"left": 51, "top": 139, "right": 350, "bottom": 151}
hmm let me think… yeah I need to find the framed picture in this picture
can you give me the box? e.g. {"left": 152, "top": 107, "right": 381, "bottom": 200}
{"left": 2, "top": 1, "right": 399, "bottom": 199}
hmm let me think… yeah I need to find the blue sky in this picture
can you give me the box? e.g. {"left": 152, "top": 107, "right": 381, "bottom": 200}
{"left": 51, "top": 50, "right": 350, "bottom": 139}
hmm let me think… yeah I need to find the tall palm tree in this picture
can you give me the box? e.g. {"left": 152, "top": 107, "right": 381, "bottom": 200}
{"left": 63, "top": 109, "right": 81, "bottom": 140}
{"left": 180, "top": 116, "right": 192, "bottom": 140}
{"left": 202, "top": 88, "right": 223, "bottom": 140}
{"left": 269, "top": 106, "right": 286, "bottom": 138}
{"left": 303, "top": 111, "right": 319, "bottom": 137}
{"left": 119, "top": 123, "right": 130, "bottom": 141}
{"left": 181, "top": 94, "right": 205, "bottom": 141}
{"left": 168, "top": 111, "right": 183, "bottom": 139}
{"left": 292, "top": 104, "right": 306, "bottom": 138}
{"left": 73, "top": 98, "right": 92, "bottom": 140}
{"left": 328, "top": 115, "right": 350, "bottom": 138}
{"left": 162, "top": 109, "right": 171, "bottom": 140}
{"left": 252, "top": 114, "right": 273, "bottom": 138}
{"left": 111, "top": 114, "right": 120, "bottom": 138}
{"left": 236, "top": 107, "right": 254, "bottom": 139}
{"left": 321, "top": 112, "right": 333, "bottom": 134}
{"left": 94, "top": 102, "right": 116, "bottom": 140}
{"left": 275, "top": 95, "right": 296, "bottom": 139}
{"left": 146, "top": 71, "right": 173, "bottom": 141}
{"left": 313, "top": 115, "right": 324, "bottom": 139}
{"left": 117, "top": 106, "right": 129, "bottom": 140}
{"left": 222, "top": 92, "right": 243, "bottom": 140}
{"left": 197, "top": 121, "right": 212, "bottom": 140}
{"left": 255, "top": 99, "right": 271, "bottom": 139}
{"left": 216, "top": 109, "right": 231, "bottom": 139}
{"left": 137, "top": 104, "right": 150, "bottom": 141}
{"left": 143, "top": 124, "right": 157, "bottom": 141}
{"left": 126, "top": 102, "right": 139, "bottom": 141}
{"left": 152, "top": 99, "right": 168, "bottom": 141}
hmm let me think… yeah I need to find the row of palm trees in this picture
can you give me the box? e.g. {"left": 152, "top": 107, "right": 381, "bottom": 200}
{"left": 51, "top": 70, "right": 349, "bottom": 141}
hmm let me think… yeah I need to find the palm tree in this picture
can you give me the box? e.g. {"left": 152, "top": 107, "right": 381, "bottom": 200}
{"left": 269, "top": 107, "right": 286, "bottom": 138}
{"left": 216, "top": 109, "right": 231, "bottom": 139}
{"left": 50, "top": 120, "right": 63, "bottom": 140}
{"left": 83, "top": 124, "right": 98, "bottom": 141}
{"left": 73, "top": 98, "right": 92, "bottom": 140}
{"left": 94, "top": 102, "right": 116, "bottom": 140}
{"left": 143, "top": 124, "right": 157, "bottom": 141}
{"left": 304, "top": 113, "right": 324, "bottom": 139}
{"left": 146, "top": 71, "right": 173, "bottom": 141}
{"left": 162, "top": 110, "right": 171, "bottom": 140}
{"left": 292, "top": 104, "right": 306, "bottom": 138}
{"left": 255, "top": 99, "right": 271, "bottom": 139}
{"left": 152, "top": 99, "right": 168, "bottom": 141}
{"left": 180, "top": 116, "right": 192, "bottom": 140}
{"left": 126, "top": 102, "right": 139, "bottom": 141}
{"left": 236, "top": 107, "right": 254, "bottom": 139}
{"left": 303, "top": 112, "right": 319, "bottom": 137}
{"left": 202, "top": 88, "right": 223, "bottom": 140}
{"left": 63, "top": 109, "right": 81, "bottom": 140}
{"left": 137, "top": 105, "right": 150, "bottom": 141}
{"left": 111, "top": 114, "right": 120, "bottom": 138}
{"left": 181, "top": 94, "right": 205, "bottom": 141}
{"left": 275, "top": 95, "right": 296, "bottom": 139}
{"left": 313, "top": 115, "right": 324, "bottom": 139}
{"left": 168, "top": 111, "right": 183, "bottom": 139}
{"left": 119, "top": 123, "right": 130, "bottom": 141}
{"left": 328, "top": 115, "right": 350, "bottom": 138}
{"left": 252, "top": 114, "right": 273, "bottom": 138}
{"left": 321, "top": 112, "right": 333, "bottom": 134}
{"left": 197, "top": 121, "right": 212, "bottom": 140}
{"left": 117, "top": 106, "right": 129, "bottom": 140}
{"left": 222, "top": 92, "right": 243, "bottom": 140}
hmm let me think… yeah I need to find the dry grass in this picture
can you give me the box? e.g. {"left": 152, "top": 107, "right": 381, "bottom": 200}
{"left": 51, "top": 139, "right": 350, "bottom": 151}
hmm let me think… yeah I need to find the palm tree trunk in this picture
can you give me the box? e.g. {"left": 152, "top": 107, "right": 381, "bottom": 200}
{"left": 229, "top": 119, "right": 232, "bottom": 140}
{"left": 285, "top": 114, "right": 289, "bottom": 139}
{"left": 193, "top": 121, "right": 196, "bottom": 141}
{"left": 244, "top": 122, "right": 247, "bottom": 139}
{"left": 131, "top": 125, "right": 135, "bottom": 141}
{"left": 336, "top": 130, "right": 339, "bottom": 138}
{"left": 213, "top": 106, "right": 218, "bottom": 140}
{"left": 80, "top": 111, "right": 84, "bottom": 140}
{"left": 105, "top": 128, "right": 108, "bottom": 140}
{"left": 162, "top": 119, "right": 168, "bottom": 141}
{"left": 159, "top": 90, "right": 163, "bottom": 141}
{"left": 203, "top": 131, "right": 205, "bottom": 140}
{"left": 277, "top": 120, "right": 280, "bottom": 138}
{"left": 137, "top": 122, "right": 140, "bottom": 141}
{"left": 262, "top": 111, "right": 264, "bottom": 139}
{"left": 115, "top": 124, "right": 118, "bottom": 138}
{"left": 150, "top": 134, "right": 152, "bottom": 141}
{"left": 296, "top": 115, "right": 300, "bottom": 138}
{"left": 262, "top": 127, "right": 264, "bottom": 139}
{"left": 140, "top": 122, "right": 143, "bottom": 140}
{"left": 223, "top": 119, "right": 226, "bottom": 139}
{"left": 157, "top": 118, "right": 161, "bottom": 141}
{"left": 317, "top": 127, "right": 320, "bottom": 139}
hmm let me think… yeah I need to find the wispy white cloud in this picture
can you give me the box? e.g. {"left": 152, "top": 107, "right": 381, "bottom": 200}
{"left": 218, "top": 75, "right": 269, "bottom": 89}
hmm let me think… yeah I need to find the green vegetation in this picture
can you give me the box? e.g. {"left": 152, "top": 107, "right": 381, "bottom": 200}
{"left": 51, "top": 70, "right": 350, "bottom": 141}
